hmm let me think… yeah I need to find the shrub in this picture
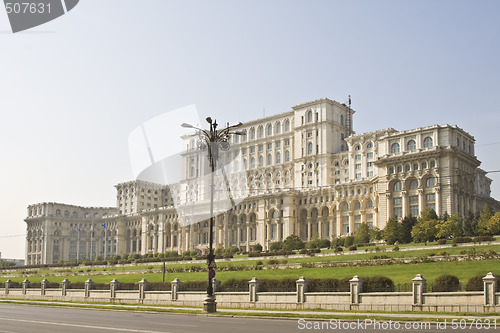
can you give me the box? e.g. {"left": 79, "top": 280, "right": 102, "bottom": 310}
{"left": 148, "top": 282, "right": 171, "bottom": 291}
{"left": 432, "top": 274, "right": 460, "bottom": 292}
{"left": 307, "top": 278, "right": 340, "bottom": 292}
{"left": 219, "top": 279, "right": 248, "bottom": 292}
{"left": 348, "top": 245, "right": 357, "bottom": 251}
{"left": 344, "top": 236, "right": 354, "bottom": 247}
{"left": 182, "top": 281, "right": 207, "bottom": 291}
{"left": 465, "top": 275, "right": 484, "bottom": 291}
{"left": 473, "top": 236, "right": 495, "bottom": 243}
{"left": 453, "top": 237, "right": 473, "bottom": 244}
{"left": 362, "top": 276, "right": 395, "bottom": 292}
{"left": 437, "top": 239, "right": 447, "bottom": 245}
{"left": 267, "top": 259, "right": 279, "bottom": 265}
{"left": 252, "top": 244, "right": 263, "bottom": 252}
{"left": 283, "top": 235, "right": 305, "bottom": 251}
{"left": 334, "top": 247, "right": 343, "bottom": 253}
{"left": 270, "top": 241, "right": 283, "bottom": 252}
{"left": 259, "top": 279, "right": 296, "bottom": 292}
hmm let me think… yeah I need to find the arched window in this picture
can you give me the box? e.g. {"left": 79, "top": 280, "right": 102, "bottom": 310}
{"left": 409, "top": 179, "right": 419, "bottom": 189}
{"left": 307, "top": 111, "right": 313, "bottom": 122}
{"left": 243, "top": 159, "right": 248, "bottom": 170}
{"left": 393, "top": 181, "right": 402, "bottom": 191}
{"left": 276, "top": 122, "right": 281, "bottom": 134}
{"left": 258, "top": 126, "right": 264, "bottom": 138}
{"left": 391, "top": 143, "right": 400, "bottom": 154}
{"left": 267, "top": 154, "right": 272, "bottom": 165}
{"left": 250, "top": 157, "right": 255, "bottom": 169}
{"left": 423, "top": 137, "right": 433, "bottom": 148}
{"left": 367, "top": 142, "right": 373, "bottom": 149}
{"left": 342, "top": 203, "right": 349, "bottom": 211}
{"left": 354, "top": 201, "right": 361, "bottom": 210}
{"left": 250, "top": 128, "right": 255, "bottom": 140}
{"left": 285, "top": 150, "right": 290, "bottom": 162}
{"left": 284, "top": 120, "right": 290, "bottom": 132}
{"left": 64, "top": 210, "right": 69, "bottom": 217}
{"left": 259, "top": 156, "right": 264, "bottom": 167}
{"left": 426, "top": 177, "right": 436, "bottom": 187}
{"left": 276, "top": 152, "right": 281, "bottom": 164}
{"left": 355, "top": 144, "right": 361, "bottom": 151}
{"left": 307, "top": 142, "right": 313, "bottom": 155}
{"left": 340, "top": 114, "right": 344, "bottom": 126}
{"left": 407, "top": 140, "right": 416, "bottom": 151}
{"left": 56, "top": 209, "right": 61, "bottom": 216}
{"left": 72, "top": 211, "right": 78, "bottom": 218}
{"left": 366, "top": 200, "right": 373, "bottom": 208}
{"left": 267, "top": 124, "right": 272, "bottom": 136}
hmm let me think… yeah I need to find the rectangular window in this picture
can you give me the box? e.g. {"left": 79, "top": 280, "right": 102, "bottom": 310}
{"left": 267, "top": 143, "right": 272, "bottom": 150}
{"left": 410, "top": 205, "right": 419, "bottom": 216}
{"left": 342, "top": 216, "right": 349, "bottom": 222}
{"left": 307, "top": 132, "right": 312, "bottom": 138}
{"left": 393, "top": 197, "right": 402, "bottom": 205}
{"left": 250, "top": 147, "right": 255, "bottom": 153}
{"left": 285, "top": 139, "right": 290, "bottom": 146}
{"left": 275, "top": 141, "right": 281, "bottom": 148}
{"left": 426, "top": 194, "right": 435, "bottom": 201}
{"left": 259, "top": 145, "right": 263, "bottom": 151}
{"left": 394, "top": 207, "right": 403, "bottom": 219}
{"left": 355, "top": 215, "right": 361, "bottom": 221}
{"left": 410, "top": 196, "right": 418, "bottom": 203}
{"left": 367, "top": 171, "right": 374, "bottom": 177}
{"left": 356, "top": 173, "right": 361, "bottom": 179}
{"left": 242, "top": 148, "right": 247, "bottom": 154}
{"left": 355, "top": 163, "right": 361, "bottom": 170}
{"left": 366, "top": 213, "right": 373, "bottom": 221}
{"left": 367, "top": 162, "right": 373, "bottom": 167}
{"left": 367, "top": 152, "right": 374, "bottom": 158}
{"left": 343, "top": 224, "right": 349, "bottom": 234}
{"left": 355, "top": 154, "right": 361, "bottom": 160}
{"left": 272, "top": 224, "right": 277, "bottom": 239}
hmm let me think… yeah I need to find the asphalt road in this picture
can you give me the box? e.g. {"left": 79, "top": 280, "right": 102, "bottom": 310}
{"left": 0, "top": 304, "right": 497, "bottom": 333}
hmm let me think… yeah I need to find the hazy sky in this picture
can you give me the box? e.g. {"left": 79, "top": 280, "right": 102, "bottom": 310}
{"left": 1, "top": 0, "right": 499, "bottom": 259}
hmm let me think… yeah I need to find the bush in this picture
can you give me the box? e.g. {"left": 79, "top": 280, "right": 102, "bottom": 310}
{"left": 307, "top": 278, "right": 340, "bottom": 292}
{"left": 252, "top": 244, "right": 263, "bottom": 252}
{"left": 362, "top": 276, "right": 395, "bottom": 292}
{"left": 465, "top": 275, "right": 484, "bottom": 291}
{"left": 148, "top": 282, "right": 171, "bottom": 291}
{"left": 432, "top": 274, "right": 460, "bottom": 292}
{"left": 283, "top": 235, "right": 305, "bottom": 251}
{"left": 348, "top": 245, "right": 357, "bottom": 251}
{"left": 437, "top": 239, "right": 447, "bottom": 245}
{"left": 453, "top": 237, "right": 473, "bottom": 244}
{"left": 344, "top": 236, "right": 354, "bottom": 247}
{"left": 270, "top": 241, "right": 283, "bottom": 252}
{"left": 259, "top": 279, "right": 296, "bottom": 292}
{"left": 473, "top": 236, "right": 495, "bottom": 243}
{"left": 334, "top": 247, "right": 343, "bottom": 253}
{"left": 219, "top": 279, "right": 248, "bottom": 292}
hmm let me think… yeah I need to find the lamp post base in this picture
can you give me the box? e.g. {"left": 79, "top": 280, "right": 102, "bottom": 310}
{"left": 203, "top": 294, "right": 217, "bottom": 313}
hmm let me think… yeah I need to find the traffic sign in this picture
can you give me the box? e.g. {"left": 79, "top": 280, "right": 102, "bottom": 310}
{"left": 209, "top": 269, "right": 216, "bottom": 279}
{"left": 208, "top": 260, "right": 216, "bottom": 268}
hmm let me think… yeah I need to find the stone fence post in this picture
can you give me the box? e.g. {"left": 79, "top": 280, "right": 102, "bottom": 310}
{"left": 212, "top": 278, "right": 220, "bottom": 293}
{"left": 85, "top": 279, "right": 94, "bottom": 298}
{"left": 5, "top": 280, "right": 12, "bottom": 295}
{"left": 61, "top": 279, "right": 70, "bottom": 296}
{"left": 110, "top": 279, "right": 120, "bottom": 299}
{"left": 483, "top": 272, "right": 497, "bottom": 306}
{"left": 296, "top": 276, "right": 307, "bottom": 304}
{"left": 248, "top": 277, "right": 259, "bottom": 302}
{"left": 22, "top": 279, "right": 30, "bottom": 295}
{"left": 139, "top": 278, "right": 149, "bottom": 299}
{"left": 41, "top": 279, "right": 49, "bottom": 296}
{"left": 171, "top": 278, "right": 181, "bottom": 301}
{"left": 412, "top": 274, "right": 426, "bottom": 306}
{"left": 350, "top": 276, "right": 363, "bottom": 305}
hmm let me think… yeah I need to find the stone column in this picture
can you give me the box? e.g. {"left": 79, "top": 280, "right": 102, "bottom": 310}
{"left": 5, "top": 280, "right": 12, "bottom": 295}
{"left": 138, "top": 278, "right": 149, "bottom": 299}
{"left": 22, "top": 279, "right": 30, "bottom": 295}
{"left": 85, "top": 279, "right": 94, "bottom": 298}
{"left": 418, "top": 189, "right": 424, "bottom": 215}
{"left": 435, "top": 187, "right": 441, "bottom": 217}
{"left": 110, "top": 279, "right": 120, "bottom": 299}
{"left": 171, "top": 278, "right": 181, "bottom": 301}
{"left": 336, "top": 210, "right": 342, "bottom": 236}
{"left": 307, "top": 220, "right": 311, "bottom": 241}
{"left": 41, "top": 279, "right": 49, "bottom": 296}
{"left": 296, "top": 276, "right": 307, "bottom": 304}
{"left": 349, "top": 212, "right": 355, "bottom": 235}
{"left": 402, "top": 191, "right": 408, "bottom": 217}
{"left": 318, "top": 220, "right": 323, "bottom": 238}
{"left": 329, "top": 217, "right": 334, "bottom": 240}
{"left": 483, "top": 272, "right": 497, "bottom": 306}
{"left": 141, "top": 217, "right": 148, "bottom": 255}
{"left": 412, "top": 274, "right": 426, "bottom": 306}
{"left": 61, "top": 278, "right": 70, "bottom": 296}
{"left": 248, "top": 277, "right": 259, "bottom": 302}
{"left": 246, "top": 224, "right": 250, "bottom": 252}
{"left": 349, "top": 276, "right": 363, "bottom": 305}
{"left": 386, "top": 193, "right": 392, "bottom": 219}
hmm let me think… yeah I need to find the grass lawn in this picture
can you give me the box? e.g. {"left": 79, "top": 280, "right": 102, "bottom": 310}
{"left": 4, "top": 258, "right": 499, "bottom": 286}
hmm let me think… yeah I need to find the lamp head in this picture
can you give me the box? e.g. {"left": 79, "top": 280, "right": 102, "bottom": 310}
{"left": 181, "top": 123, "right": 194, "bottom": 128}
{"left": 206, "top": 117, "right": 213, "bottom": 124}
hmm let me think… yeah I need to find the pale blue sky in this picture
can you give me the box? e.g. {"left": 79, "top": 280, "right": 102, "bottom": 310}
{"left": 1, "top": 0, "right": 499, "bottom": 258}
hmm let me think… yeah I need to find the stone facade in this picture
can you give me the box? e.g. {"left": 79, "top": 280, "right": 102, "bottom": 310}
{"left": 24, "top": 98, "right": 500, "bottom": 264}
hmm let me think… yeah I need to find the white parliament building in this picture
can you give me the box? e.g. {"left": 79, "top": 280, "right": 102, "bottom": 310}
{"left": 25, "top": 98, "right": 499, "bottom": 264}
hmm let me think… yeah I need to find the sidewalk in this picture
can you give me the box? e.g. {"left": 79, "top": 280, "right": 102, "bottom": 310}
{"left": 2, "top": 299, "right": 499, "bottom": 321}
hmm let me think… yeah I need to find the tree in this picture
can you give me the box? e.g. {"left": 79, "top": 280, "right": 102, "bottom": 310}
{"left": 269, "top": 241, "right": 283, "bottom": 252}
{"left": 282, "top": 235, "right": 305, "bottom": 251}
{"left": 354, "top": 223, "right": 370, "bottom": 244}
{"left": 463, "top": 211, "right": 477, "bottom": 236}
{"left": 369, "top": 227, "right": 383, "bottom": 241}
{"left": 419, "top": 207, "right": 438, "bottom": 223}
{"left": 476, "top": 204, "right": 494, "bottom": 236}
{"left": 383, "top": 218, "right": 402, "bottom": 245}
{"left": 436, "top": 214, "right": 463, "bottom": 239}
{"left": 487, "top": 212, "right": 500, "bottom": 235}
{"left": 400, "top": 216, "right": 417, "bottom": 244}
{"left": 411, "top": 219, "right": 439, "bottom": 243}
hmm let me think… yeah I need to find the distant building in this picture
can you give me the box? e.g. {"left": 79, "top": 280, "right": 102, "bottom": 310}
{"left": 25, "top": 98, "right": 500, "bottom": 264}
{"left": 0, "top": 252, "right": 25, "bottom": 266}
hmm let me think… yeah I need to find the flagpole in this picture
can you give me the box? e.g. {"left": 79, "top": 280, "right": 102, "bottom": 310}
{"left": 90, "top": 224, "right": 93, "bottom": 261}
{"left": 77, "top": 227, "right": 80, "bottom": 262}
{"left": 104, "top": 222, "right": 107, "bottom": 260}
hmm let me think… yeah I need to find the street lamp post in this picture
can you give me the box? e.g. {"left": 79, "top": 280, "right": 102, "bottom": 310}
{"left": 181, "top": 118, "right": 243, "bottom": 313}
